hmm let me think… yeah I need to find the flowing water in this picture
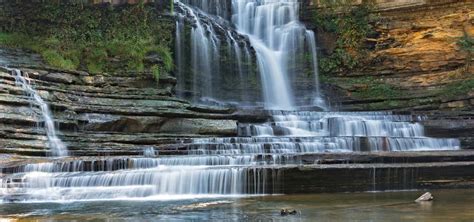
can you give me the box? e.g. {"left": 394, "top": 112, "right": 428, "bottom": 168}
{"left": 0, "top": 0, "right": 466, "bottom": 219}
{"left": 174, "top": 0, "right": 322, "bottom": 108}
{"left": 0, "top": 111, "right": 459, "bottom": 202}
{"left": 1, "top": 189, "right": 474, "bottom": 221}
{"left": 8, "top": 68, "right": 67, "bottom": 156}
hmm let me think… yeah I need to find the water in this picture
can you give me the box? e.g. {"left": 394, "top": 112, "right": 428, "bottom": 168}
{"left": 174, "top": 0, "right": 323, "bottom": 108}
{"left": 9, "top": 68, "right": 68, "bottom": 156}
{"left": 175, "top": 0, "right": 253, "bottom": 104}
{"left": 0, "top": 0, "right": 463, "bottom": 217}
{"left": 1, "top": 189, "right": 474, "bottom": 221}
{"left": 0, "top": 110, "right": 459, "bottom": 202}
{"left": 233, "top": 0, "right": 315, "bottom": 109}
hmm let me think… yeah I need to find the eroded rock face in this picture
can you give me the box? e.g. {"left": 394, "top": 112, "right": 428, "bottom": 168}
{"left": 0, "top": 57, "right": 238, "bottom": 156}
{"left": 309, "top": 2, "right": 473, "bottom": 111}
{"left": 369, "top": 3, "right": 471, "bottom": 76}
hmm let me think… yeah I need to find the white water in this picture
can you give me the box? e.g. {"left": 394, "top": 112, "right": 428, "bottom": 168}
{"left": 0, "top": 1, "right": 461, "bottom": 204}
{"left": 232, "top": 0, "right": 323, "bottom": 109}
{"left": 10, "top": 68, "right": 68, "bottom": 156}
{"left": 175, "top": 0, "right": 324, "bottom": 108}
{"left": 0, "top": 110, "right": 459, "bottom": 202}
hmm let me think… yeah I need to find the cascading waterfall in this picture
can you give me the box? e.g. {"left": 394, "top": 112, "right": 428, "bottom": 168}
{"left": 9, "top": 68, "right": 67, "bottom": 156}
{"left": 175, "top": 0, "right": 254, "bottom": 104}
{"left": 174, "top": 0, "right": 325, "bottom": 109}
{"left": 1, "top": 110, "right": 459, "bottom": 202}
{"left": 231, "top": 0, "right": 324, "bottom": 109}
{"left": 0, "top": 1, "right": 462, "bottom": 203}
{"left": 232, "top": 0, "right": 301, "bottom": 109}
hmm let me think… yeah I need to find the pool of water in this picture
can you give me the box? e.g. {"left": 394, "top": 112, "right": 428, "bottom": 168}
{"left": 1, "top": 189, "right": 474, "bottom": 221}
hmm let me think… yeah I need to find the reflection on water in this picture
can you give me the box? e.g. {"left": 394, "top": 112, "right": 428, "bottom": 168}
{"left": 1, "top": 189, "right": 474, "bottom": 221}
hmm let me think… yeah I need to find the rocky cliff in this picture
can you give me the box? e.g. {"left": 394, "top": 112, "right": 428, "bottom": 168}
{"left": 310, "top": 1, "right": 473, "bottom": 111}
{"left": 0, "top": 49, "right": 243, "bottom": 157}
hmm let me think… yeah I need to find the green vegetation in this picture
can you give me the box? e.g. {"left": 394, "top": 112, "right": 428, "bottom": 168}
{"left": 440, "top": 78, "right": 474, "bottom": 98}
{"left": 0, "top": 2, "right": 173, "bottom": 77}
{"left": 342, "top": 76, "right": 404, "bottom": 99}
{"left": 334, "top": 76, "right": 403, "bottom": 99}
{"left": 313, "top": 0, "right": 377, "bottom": 75}
{"left": 457, "top": 32, "right": 473, "bottom": 70}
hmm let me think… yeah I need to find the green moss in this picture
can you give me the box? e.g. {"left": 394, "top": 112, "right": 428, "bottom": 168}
{"left": 85, "top": 48, "right": 108, "bottom": 73}
{"left": 0, "top": 32, "right": 37, "bottom": 49}
{"left": 0, "top": 2, "right": 173, "bottom": 76}
{"left": 353, "top": 83, "right": 402, "bottom": 99}
{"left": 342, "top": 76, "right": 404, "bottom": 99}
{"left": 41, "top": 49, "right": 77, "bottom": 70}
{"left": 440, "top": 79, "right": 474, "bottom": 98}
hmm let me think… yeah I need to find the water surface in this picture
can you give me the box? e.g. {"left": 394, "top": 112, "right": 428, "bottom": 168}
{"left": 1, "top": 189, "right": 473, "bottom": 221}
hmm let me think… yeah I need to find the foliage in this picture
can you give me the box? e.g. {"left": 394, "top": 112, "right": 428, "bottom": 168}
{"left": 0, "top": 2, "right": 173, "bottom": 77}
{"left": 440, "top": 78, "right": 474, "bottom": 98}
{"left": 151, "top": 65, "right": 161, "bottom": 83}
{"left": 458, "top": 33, "right": 474, "bottom": 54}
{"left": 346, "top": 76, "right": 404, "bottom": 99}
{"left": 313, "top": 0, "right": 377, "bottom": 75}
{"left": 457, "top": 32, "right": 473, "bottom": 70}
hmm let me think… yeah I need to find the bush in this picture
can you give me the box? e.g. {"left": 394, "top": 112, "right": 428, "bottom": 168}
{"left": 314, "top": 0, "right": 377, "bottom": 75}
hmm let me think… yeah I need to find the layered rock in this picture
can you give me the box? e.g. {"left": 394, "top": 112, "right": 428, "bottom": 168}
{"left": 308, "top": 1, "right": 473, "bottom": 111}
{"left": 0, "top": 49, "right": 241, "bottom": 157}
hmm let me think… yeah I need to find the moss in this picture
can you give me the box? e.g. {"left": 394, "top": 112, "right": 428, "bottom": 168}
{"left": 339, "top": 76, "right": 405, "bottom": 99}
{"left": 41, "top": 49, "right": 77, "bottom": 70}
{"left": 353, "top": 83, "right": 402, "bottom": 99}
{"left": 440, "top": 78, "right": 474, "bottom": 98}
{"left": 85, "top": 47, "right": 108, "bottom": 73}
{"left": 0, "top": 32, "right": 37, "bottom": 49}
{"left": 0, "top": 2, "right": 173, "bottom": 77}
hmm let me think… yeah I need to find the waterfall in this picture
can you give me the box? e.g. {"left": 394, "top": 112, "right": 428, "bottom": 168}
{"left": 1, "top": 110, "right": 459, "bottom": 202}
{"left": 9, "top": 68, "right": 68, "bottom": 156}
{"left": 0, "top": 1, "right": 462, "bottom": 204}
{"left": 175, "top": 14, "right": 186, "bottom": 98}
{"left": 231, "top": 0, "right": 323, "bottom": 110}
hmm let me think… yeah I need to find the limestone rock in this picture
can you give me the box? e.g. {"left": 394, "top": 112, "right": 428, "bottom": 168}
{"left": 415, "top": 192, "right": 434, "bottom": 202}
{"left": 41, "top": 72, "right": 80, "bottom": 84}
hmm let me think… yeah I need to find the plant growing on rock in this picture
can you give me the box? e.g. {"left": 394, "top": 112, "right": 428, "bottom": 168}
{"left": 457, "top": 32, "right": 473, "bottom": 71}
{"left": 313, "top": 0, "right": 377, "bottom": 76}
{"left": 0, "top": 1, "right": 173, "bottom": 77}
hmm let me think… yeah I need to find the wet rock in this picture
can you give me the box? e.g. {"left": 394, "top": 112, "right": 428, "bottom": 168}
{"left": 41, "top": 72, "right": 80, "bottom": 84}
{"left": 0, "top": 63, "right": 241, "bottom": 156}
{"left": 415, "top": 192, "right": 434, "bottom": 202}
{"left": 280, "top": 209, "right": 298, "bottom": 216}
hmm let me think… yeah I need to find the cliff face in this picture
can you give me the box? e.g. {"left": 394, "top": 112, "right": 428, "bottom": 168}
{"left": 311, "top": 1, "right": 473, "bottom": 111}
{"left": 0, "top": 49, "right": 239, "bottom": 157}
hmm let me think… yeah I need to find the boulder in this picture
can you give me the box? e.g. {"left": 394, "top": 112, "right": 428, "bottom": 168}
{"left": 415, "top": 192, "right": 434, "bottom": 202}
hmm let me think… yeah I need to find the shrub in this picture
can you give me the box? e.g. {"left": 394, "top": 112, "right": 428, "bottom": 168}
{"left": 313, "top": 0, "right": 377, "bottom": 75}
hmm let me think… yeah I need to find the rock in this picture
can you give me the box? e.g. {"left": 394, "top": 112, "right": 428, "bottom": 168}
{"left": 440, "top": 101, "right": 467, "bottom": 109}
{"left": 0, "top": 62, "right": 243, "bottom": 156}
{"left": 415, "top": 192, "right": 434, "bottom": 202}
{"left": 41, "top": 72, "right": 79, "bottom": 84}
{"left": 314, "top": 2, "right": 473, "bottom": 111}
{"left": 280, "top": 208, "right": 298, "bottom": 216}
